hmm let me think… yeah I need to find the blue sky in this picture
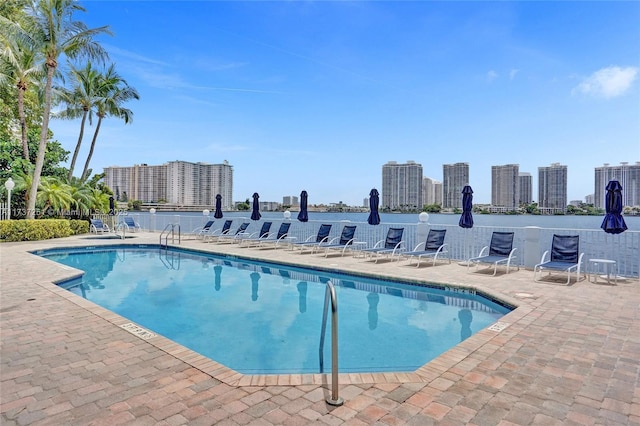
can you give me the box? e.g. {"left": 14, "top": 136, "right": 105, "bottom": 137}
{"left": 51, "top": 1, "right": 640, "bottom": 205}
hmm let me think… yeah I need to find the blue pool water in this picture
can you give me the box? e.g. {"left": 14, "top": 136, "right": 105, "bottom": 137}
{"left": 36, "top": 245, "right": 512, "bottom": 375}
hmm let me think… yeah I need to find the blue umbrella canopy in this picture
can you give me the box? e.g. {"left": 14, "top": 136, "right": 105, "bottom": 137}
{"left": 367, "top": 188, "right": 381, "bottom": 225}
{"left": 601, "top": 180, "right": 627, "bottom": 234}
{"left": 297, "top": 190, "right": 308, "bottom": 222}
{"left": 214, "top": 194, "right": 223, "bottom": 218}
{"left": 459, "top": 185, "right": 474, "bottom": 229}
{"left": 251, "top": 192, "right": 261, "bottom": 220}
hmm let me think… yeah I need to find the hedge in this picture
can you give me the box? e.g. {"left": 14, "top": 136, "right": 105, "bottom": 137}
{"left": 0, "top": 219, "right": 89, "bottom": 242}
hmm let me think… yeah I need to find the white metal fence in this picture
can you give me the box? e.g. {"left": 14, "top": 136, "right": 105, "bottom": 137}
{"left": 112, "top": 213, "right": 639, "bottom": 279}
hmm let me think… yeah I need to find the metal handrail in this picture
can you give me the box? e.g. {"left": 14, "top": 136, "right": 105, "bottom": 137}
{"left": 160, "top": 223, "right": 181, "bottom": 247}
{"left": 319, "top": 280, "right": 343, "bottom": 406}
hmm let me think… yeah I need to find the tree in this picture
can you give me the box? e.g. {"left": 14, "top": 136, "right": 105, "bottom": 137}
{"left": 36, "top": 175, "right": 72, "bottom": 217}
{"left": 56, "top": 61, "right": 101, "bottom": 181}
{"left": 21, "top": 0, "right": 110, "bottom": 219}
{"left": 80, "top": 63, "right": 138, "bottom": 181}
{"left": 0, "top": 32, "right": 44, "bottom": 160}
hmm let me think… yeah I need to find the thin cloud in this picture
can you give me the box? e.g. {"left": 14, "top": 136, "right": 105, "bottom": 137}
{"left": 487, "top": 70, "right": 498, "bottom": 82}
{"left": 573, "top": 66, "right": 638, "bottom": 98}
{"left": 509, "top": 69, "right": 519, "bottom": 80}
{"left": 103, "top": 44, "right": 169, "bottom": 66}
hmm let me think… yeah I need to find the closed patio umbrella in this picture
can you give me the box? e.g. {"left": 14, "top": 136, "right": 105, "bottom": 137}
{"left": 599, "top": 180, "right": 627, "bottom": 281}
{"left": 459, "top": 185, "right": 474, "bottom": 264}
{"left": 214, "top": 194, "right": 223, "bottom": 219}
{"left": 367, "top": 188, "right": 381, "bottom": 225}
{"left": 458, "top": 185, "right": 474, "bottom": 229}
{"left": 251, "top": 193, "right": 261, "bottom": 221}
{"left": 601, "top": 180, "right": 627, "bottom": 234}
{"left": 298, "top": 190, "right": 308, "bottom": 222}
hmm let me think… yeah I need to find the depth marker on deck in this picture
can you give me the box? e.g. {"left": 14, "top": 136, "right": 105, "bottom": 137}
{"left": 120, "top": 322, "right": 156, "bottom": 340}
{"left": 487, "top": 322, "right": 509, "bottom": 332}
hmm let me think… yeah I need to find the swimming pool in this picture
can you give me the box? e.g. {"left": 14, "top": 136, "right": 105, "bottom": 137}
{"left": 35, "top": 245, "right": 512, "bottom": 375}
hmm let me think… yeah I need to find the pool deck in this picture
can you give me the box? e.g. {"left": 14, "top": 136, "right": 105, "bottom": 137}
{"left": 1, "top": 232, "right": 639, "bottom": 425}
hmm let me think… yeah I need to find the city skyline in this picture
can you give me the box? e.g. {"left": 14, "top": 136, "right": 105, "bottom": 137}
{"left": 46, "top": 1, "right": 639, "bottom": 205}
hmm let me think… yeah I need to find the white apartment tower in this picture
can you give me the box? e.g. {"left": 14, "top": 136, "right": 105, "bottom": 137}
{"left": 381, "top": 161, "right": 423, "bottom": 210}
{"left": 491, "top": 164, "right": 520, "bottom": 210}
{"left": 518, "top": 172, "right": 533, "bottom": 204}
{"left": 104, "top": 160, "right": 233, "bottom": 209}
{"left": 422, "top": 177, "right": 442, "bottom": 206}
{"left": 538, "top": 163, "right": 568, "bottom": 212}
{"left": 594, "top": 162, "right": 640, "bottom": 208}
{"left": 442, "top": 163, "right": 469, "bottom": 209}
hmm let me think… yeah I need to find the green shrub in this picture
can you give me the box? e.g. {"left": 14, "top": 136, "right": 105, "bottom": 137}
{"left": 69, "top": 219, "right": 89, "bottom": 235}
{"left": 0, "top": 219, "right": 83, "bottom": 242}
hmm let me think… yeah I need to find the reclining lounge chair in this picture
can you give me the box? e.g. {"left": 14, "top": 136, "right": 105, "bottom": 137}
{"left": 216, "top": 222, "right": 250, "bottom": 244}
{"left": 192, "top": 220, "right": 214, "bottom": 238}
{"left": 322, "top": 225, "right": 357, "bottom": 257}
{"left": 292, "top": 224, "right": 332, "bottom": 254}
{"left": 362, "top": 227, "right": 405, "bottom": 263}
{"left": 467, "top": 231, "right": 518, "bottom": 275}
{"left": 402, "top": 229, "right": 449, "bottom": 267}
{"left": 205, "top": 220, "right": 232, "bottom": 242}
{"left": 256, "top": 222, "right": 292, "bottom": 249}
{"left": 239, "top": 222, "right": 272, "bottom": 247}
{"left": 534, "top": 234, "right": 584, "bottom": 285}
{"left": 90, "top": 218, "right": 110, "bottom": 234}
{"left": 122, "top": 216, "right": 142, "bottom": 232}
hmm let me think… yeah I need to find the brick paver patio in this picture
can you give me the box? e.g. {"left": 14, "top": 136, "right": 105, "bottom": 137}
{"left": 1, "top": 232, "right": 638, "bottom": 425}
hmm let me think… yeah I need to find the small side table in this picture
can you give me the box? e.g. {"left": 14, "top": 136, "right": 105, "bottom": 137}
{"left": 351, "top": 241, "right": 368, "bottom": 258}
{"left": 283, "top": 236, "right": 297, "bottom": 250}
{"left": 588, "top": 258, "right": 617, "bottom": 285}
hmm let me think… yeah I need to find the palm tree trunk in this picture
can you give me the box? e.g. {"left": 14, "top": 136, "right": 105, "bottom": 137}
{"left": 81, "top": 115, "right": 102, "bottom": 181}
{"left": 17, "top": 86, "right": 29, "bottom": 160}
{"left": 26, "top": 63, "right": 55, "bottom": 219}
{"left": 67, "top": 110, "right": 88, "bottom": 181}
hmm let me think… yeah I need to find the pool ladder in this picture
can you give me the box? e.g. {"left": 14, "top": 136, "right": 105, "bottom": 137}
{"left": 160, "top": 223, "right": 181, "bottom": 247}
{"left": 319, "top": 280, "right": 343, "bottom": 406}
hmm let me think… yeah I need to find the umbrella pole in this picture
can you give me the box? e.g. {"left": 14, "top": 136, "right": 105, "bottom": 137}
{"left": 458, "top": 228, "right": 471, "bottom": 266}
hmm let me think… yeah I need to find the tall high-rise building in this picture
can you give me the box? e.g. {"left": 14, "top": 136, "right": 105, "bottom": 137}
{"left": 594, "top": 162, "right": 640, "bottom": 208}
{"left": 442, "top": 163, "right": 469, "bottom": 209}
{"left": 104, "top": 163, "right": 167, "bottom": 203}
{"left": 381, "top": 161, "right": 423, "bottom": 210}
{"left": 538, "top": 163, "right": 568, "bottom": 212}
{"left": 422, "top": 177, "right": 442, "bottom": 206}
{"left": 282, "top": 196, "right": 299, "bottom": 206}
{"left": 491, "top": 164, "right": 520, "bottom": 210}
{"left": 104, "top": 160, "right": 233, "bottom": 208}
{"left": 518, "top": 173, "right": 533, "bottom": 204}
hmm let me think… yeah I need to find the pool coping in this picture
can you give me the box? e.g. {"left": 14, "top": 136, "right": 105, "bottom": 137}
{"left": 28, "top": 240, "right": 530, "bottom": 387}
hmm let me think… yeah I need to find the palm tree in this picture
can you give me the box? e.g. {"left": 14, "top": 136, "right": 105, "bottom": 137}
{"left": 57, "top": 62, "right": 101, "bottom": 181}
{"left": 80, "top": 63, "right": 139, "bottom": 181}
{"left": 22, "top": 0, "right": 110, "bottom": 219}
{"left": 67, "top": 179, "right": 92, "bottom": 216}
{"left": 0, "top": 34, "right": 44, "bottom": 160}
{"left": 36, "top": 176, "right": 72, "bottom": 217}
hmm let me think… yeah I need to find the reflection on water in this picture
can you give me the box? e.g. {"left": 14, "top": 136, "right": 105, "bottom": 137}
{"left": 458, "top": 309, "right": 473, "bottom": 341}
{"left": 41, "top": 246, "right": 512, "bottom": 375}
{"left": 214, "top": 265, "right": 222, "bottom": 291}
{"left": 367, "top": 292, "right": 379, "bottom": 330}
{"left": 297, "top": 282, "right": 307, "bottom": 313}
{"left": 250, "top": 272, "right": 260, "bottom": 301}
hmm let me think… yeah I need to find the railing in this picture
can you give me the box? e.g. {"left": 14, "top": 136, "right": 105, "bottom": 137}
{"left": 125, "top": 213, "right": 639, "bottom": 278}
{"left": 114, "top": 222, "right": 127, "bottom": 239}
{"left": 160, "top": 223, "right": 180, "bottom": 247}
{"left": 319, "top": 280, "right": 343, "bottom": 406}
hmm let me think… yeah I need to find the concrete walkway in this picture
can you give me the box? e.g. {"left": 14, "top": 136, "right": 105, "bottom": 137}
{"left": 1, "top": 232, "right": 638, "bottom": 425}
